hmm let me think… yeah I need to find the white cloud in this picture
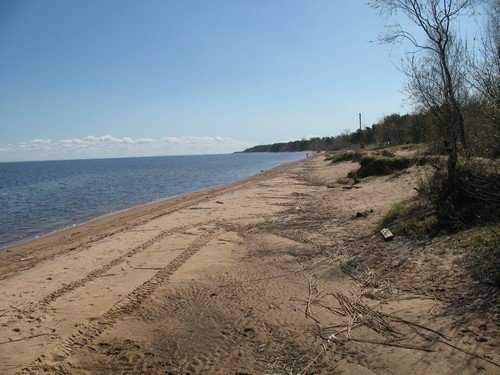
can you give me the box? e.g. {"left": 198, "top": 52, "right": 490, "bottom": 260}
{"left": 60, "top": 135, "right": 145, "bottom": 145}
{"left": 135, "top": 138, "right": 156, "bottom": 144}
{"left": 159, "top": 136, "right": 253, "bottom": 155}
{"left": 16, "top": 139, "right": 53, "bottom": 152}
{"left": 0, "top": 135, "right": 254, "bottom": 162}
{"left": 30, "top": 138, "right": 52, "bottom": 145}
{"left": 161, "top": 136, "right": 246, "bottom": 145}
{"left": 0, "top": 144, "right": 13, "bottom": 152}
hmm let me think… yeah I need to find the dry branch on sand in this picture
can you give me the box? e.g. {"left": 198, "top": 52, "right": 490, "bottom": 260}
{"left": 297, "top": 283, "right": 500, "bottom": 368}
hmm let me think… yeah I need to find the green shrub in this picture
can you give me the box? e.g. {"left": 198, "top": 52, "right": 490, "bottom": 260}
{"left": 336, "top": 177, "right": 352, "bottom": 185}
{"left": 380, "top": 198, "right": 421, "bottom": 228}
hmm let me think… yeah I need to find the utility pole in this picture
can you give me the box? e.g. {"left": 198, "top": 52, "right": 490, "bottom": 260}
{"left": 359, "top": 113, "right": 364, "bottom": 149}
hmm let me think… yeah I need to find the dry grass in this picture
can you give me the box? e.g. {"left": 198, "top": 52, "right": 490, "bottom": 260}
{"left": 325, "top": 150, "right": 364, "bottom": 164}
{"left": 348, "top": 155, "right": 439, "bottom": 179}
{"left": 379, "top": 198, "right": 437, "bottom": 239}
{"left": 457, "top": 225, "right": 500, "bottom": 287}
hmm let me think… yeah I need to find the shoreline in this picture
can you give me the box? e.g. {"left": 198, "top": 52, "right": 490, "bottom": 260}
{"left": 0, "top": 156, "right": 307, "bottom": 279}
{"left": 1, "top": 153, "right": 306, "bottom": 251}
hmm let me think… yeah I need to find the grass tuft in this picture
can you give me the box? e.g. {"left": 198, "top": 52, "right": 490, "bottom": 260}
{"left": 458, "top": 226, "right": 500, "bottom": 287}
{"left": 336, "top": 176, "right": 361, "bottom": 185}
{"left": 380, "top": 198, "right": 437, "bottom": 239}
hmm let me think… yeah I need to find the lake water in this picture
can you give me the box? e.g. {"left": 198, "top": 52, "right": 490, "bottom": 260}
{"left": 0, "top": 152, "right": 305, "bottom": 248}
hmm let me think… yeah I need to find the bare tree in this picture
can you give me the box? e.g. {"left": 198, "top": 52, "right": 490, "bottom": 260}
{"left": 468, "top": 0, "right": 499, "bottom": 105}
{"left": 369, "top": 0, "right": 479, "bottom": 201}
{"left": 466, "top": 0, "right": 500, "bottom": 155}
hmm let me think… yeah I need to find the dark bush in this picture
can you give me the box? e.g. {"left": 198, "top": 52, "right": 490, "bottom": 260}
{"left": 422, "top": 160, "right": 500, "bottom": 229}
{"left": 350, "top": 155, "right": 439, "bottom": 178}
{"left": 354, "top": 156, "right": 412, "bottom": 178}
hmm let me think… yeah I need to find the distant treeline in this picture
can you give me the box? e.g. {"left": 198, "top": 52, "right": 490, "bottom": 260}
{"left": 241, "top": 112, "right": 433, "bottom": 153}
{"left": 242, "top": 99, "right": 498, "bottom": 157}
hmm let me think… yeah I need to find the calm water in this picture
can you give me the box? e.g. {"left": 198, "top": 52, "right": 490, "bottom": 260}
{"left": 0, "top": 153, "right": 305, "bottom": 248}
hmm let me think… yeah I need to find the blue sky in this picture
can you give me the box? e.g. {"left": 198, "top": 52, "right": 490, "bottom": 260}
{"left": 0, "top": 0, "right": 484, "bottom": 161}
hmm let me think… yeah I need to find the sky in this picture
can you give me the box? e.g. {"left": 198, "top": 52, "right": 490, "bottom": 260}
{"left": 0, "top": 0, "right": 485, "bottom": 161}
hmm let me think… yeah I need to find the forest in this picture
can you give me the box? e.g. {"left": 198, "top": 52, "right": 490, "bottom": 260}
{"left": 242, "top": 99, "right": 498, "bottom": 158}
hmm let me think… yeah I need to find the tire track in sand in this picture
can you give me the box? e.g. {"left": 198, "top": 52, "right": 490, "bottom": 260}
{"left": 36, "top": 221, "right": 212, "bottom": 310}
{"left": 22, "top": 229, "right": 217, "bottom": 374}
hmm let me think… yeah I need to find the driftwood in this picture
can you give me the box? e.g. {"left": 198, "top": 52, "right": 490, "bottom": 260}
{"left": 438, "top": 339, "right": 500, "bottom": 367}
{"left": 0, "top": 333, "right": 53, "bottom": 345}
{"left": 345, "top": 337, "right": 435, "bottom": 352}
{"left": 19, "top": 256, "right": 35, "bottom": 262}
{"left": 301, "top": 287, "right": 500, "bottom": 368}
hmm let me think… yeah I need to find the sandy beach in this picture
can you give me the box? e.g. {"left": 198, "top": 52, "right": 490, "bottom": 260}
{"left": 0, "top": 154, "right": 498, "bottom": 374}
